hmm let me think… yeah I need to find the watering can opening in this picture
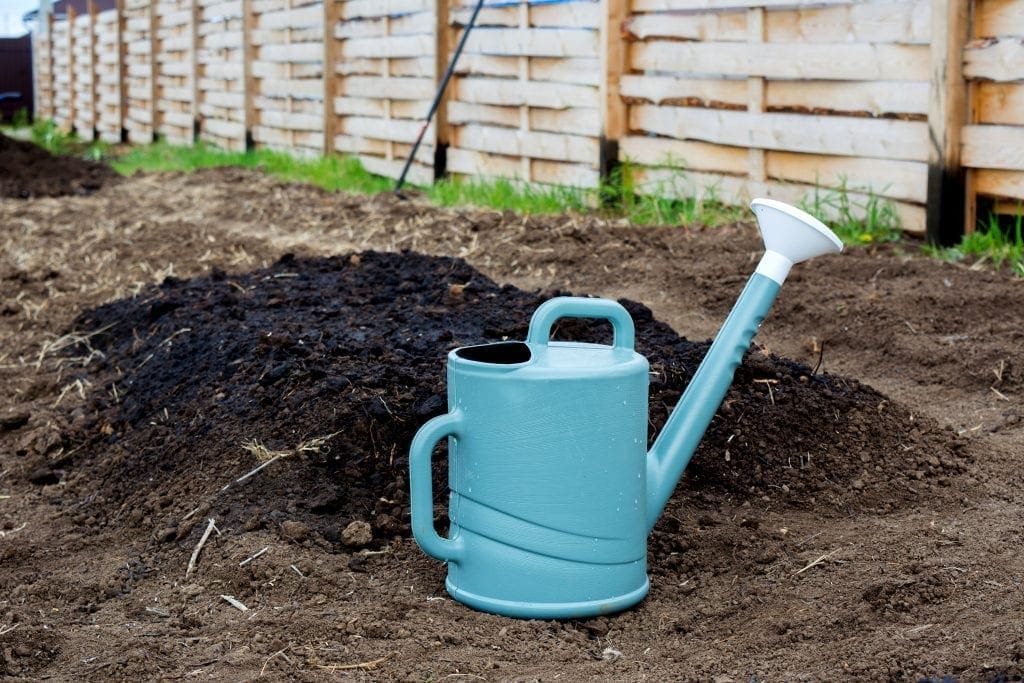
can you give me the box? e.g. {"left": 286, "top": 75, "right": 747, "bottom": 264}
{"left": 454, "top": 341, "right": 532, "bottom": 365}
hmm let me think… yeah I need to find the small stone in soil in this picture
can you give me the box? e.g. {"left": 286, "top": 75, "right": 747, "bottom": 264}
{"left": 342, "top": 520, "right": 373, "bottom": 547}
{"left": 281, "top": 520, "right": 310, "bottom": 541}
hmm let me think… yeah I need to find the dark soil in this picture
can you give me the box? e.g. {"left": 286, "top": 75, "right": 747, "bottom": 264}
{"left": 1, "top": 167, "right": 1022, "bottom": 681}
{"left": 49, "top": 250, "right": 970, "bottom": 550}
{"left": 0, "top": 132, "right": 116, "bottom": 198}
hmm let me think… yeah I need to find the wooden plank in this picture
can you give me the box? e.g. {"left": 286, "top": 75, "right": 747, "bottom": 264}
{"left": 446, "top": 101, "right": 601, "bottom": 135}
{"left": 256, "top": 96, "right": 322, "bottom": 114}
{"left": 445, "top": 146, "right": 520, "bottom": 178}
{"left": 159, "top": 61, "right": 192, "bottom": 76}
{"left": 458, "top": 27, "right": 598, "bottom": 58}
{"left": 975, "top": 0, "right": 1024, "bottom": 39}
{"left": 334, "top": 96, "right": 424, "bottom": 119}
{"left": 340, "top": 116, "right": 428, "bottom": 144}
{"left": 257, "top": 3, "right": 320, "bottom": 29}
{"left": 993, "top": 200, "right": 1024, "bottom": 215}
{"left": 340, "top": 34, "right": 435, "bottom": 59}
{"left": 977, "top": 82, "right": 1024, "bottom": 125}
{"left": 201, "top": 0, "right": 242, "bottom": 16}
{"left": 341, "top": 0, "right": 432, "bottom": 20}
{"left": 766, "top": 151, "right": 928, "bottom": 203}
{"left": 629, "top": 105, "right": 929, "bottom": 161}
{"left": 257, "top": 42, "right": 322, "bottom": 63}
{"left": 962, "top": 125, "right": 1024, "bottom": 171}
{"left": 452, "top": 124, "right": 599, "bottom": 164}
{"left": 340, "top": 56, "right": 434, "bottom": 77}
{"left": 202, "top": 30, "right": 242, "bottom": 48}
{"left": 619, "top": 136, "right": 749, "bottom": 175}
{"left": 630, "top": 41, "right": 929, "bottom": 81}
{"left": 204, "top": 61, "right": 244, "bottom": 78}
{"left": 446, "top": 147, "right": 600, "bottom": 188}
{"left": 627, "top": 3, "right": 928, "bottom": 44}
{"left": 334, "top": 13, "right": 429, "bottom": 39}
{"left": 453, "top": 77, "right": 598, "bottom": 108}
{"left": 455, "top": 54, "right": 601, "bottom": 86}
{"left": 339, "top": 76, "right": 435, "bottom": 100}
{"left": 927, "top": 0, "right": 969, "bottom": 243}
{"left": 600, "top": 0, "right": 626, "bottom": 175}
{"left": 964, "top": 38, "right": 1024, "bottom": 83}
{"left": 258, "top": 109, "right": 323, "bottom": 131}
{"left": 252, "top": 60, "right": 322, "bottom": 78}
{"left": 974, "top": 169, "right": 1024, "bottom": 201}
{"left": 620, "top": 74, "right": 747, "bottom": 106}
{"left": 632, "top": 0, "right": 858, "bottom": 10}
{"left": 259, "top": 76, "right": 324, "bottom": 97}
{"left": 766, "top": 80, "right": 929, "bottom": 117}
{"left": 625, "top": 11, "right": 746, "bottom": 41}
{"left": 533, "top": 160, "right": 600, "bottom": 188}
{"left": 451, "top": 2, "right": 600, "bottom": 29}
{"left": 632, "top": 166, "right": 926, "bottom": 233}
{"left": 203, "top": 117, "right": 246, "bottom": 138}
{"left": 767, "top": 0, "right": 930, "bottom": 44}
{"left": 253, "top": 125, "right": 323, "bottom": 149}
{"left": 333, "top": 134, "right": 390, "bottom": 155}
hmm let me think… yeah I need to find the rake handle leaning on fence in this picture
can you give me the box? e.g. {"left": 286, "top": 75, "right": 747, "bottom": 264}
{"left": 394, "top": 0, "right": 487, "bottom": 192}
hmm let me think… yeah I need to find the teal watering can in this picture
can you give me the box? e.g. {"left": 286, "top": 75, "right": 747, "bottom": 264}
{"left": 409, "top": 199, "right": 843, "bottom": 619}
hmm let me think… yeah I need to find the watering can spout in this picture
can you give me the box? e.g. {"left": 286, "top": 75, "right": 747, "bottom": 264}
{"left": 644, "top": 199, "right": 843, "bottom": 531}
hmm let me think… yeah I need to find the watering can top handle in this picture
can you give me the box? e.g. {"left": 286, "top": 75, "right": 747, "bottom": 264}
{"left": 526, "top": 297, "right": 636, "bottom": 351}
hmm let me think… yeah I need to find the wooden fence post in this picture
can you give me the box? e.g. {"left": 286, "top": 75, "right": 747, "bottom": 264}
{"left": 926, "top": 0, "right": 970, "bottom": 245}
{"left": 117, "top": 0, "right": 126, "bottom": 141}
{"left": 242, "top": 0, "right": 254, "bottom": 149}
{"left": 191, "top": 0, "right": 200, "bottom": 141}
{"left": 46, "top": 11, "right": 56, "bottom": 120}
{"left": 433, "top": 0, "right": 450, "bottom": 178}
{"left": 66, "top": 4, "right": 76, "bottom": 132}
{"left": 148, "top": 0, "right": 158, "bottom": 142}
{"left": 599, "top": 0, "right": 626, "bottom": 185}
{"left": 88, "top": 0, "right": 98, "bottom": 139}
{"left": 322, "top": 0, "right": 338, "bottom": 157}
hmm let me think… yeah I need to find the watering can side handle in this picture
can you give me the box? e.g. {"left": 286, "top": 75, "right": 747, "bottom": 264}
{"left": 409, "top": 411, "right": 466, "bottom": 564}
{"left": 526, "top": 297, "right": 635, "bottom": 350}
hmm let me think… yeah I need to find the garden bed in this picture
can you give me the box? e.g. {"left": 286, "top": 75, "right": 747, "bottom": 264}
{"left": 0, "top": 150, "right": 1022, "bottom": 680}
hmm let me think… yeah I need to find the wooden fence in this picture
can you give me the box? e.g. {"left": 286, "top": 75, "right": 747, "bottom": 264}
{"left": 30, "top": 0, "right": 1024, "bottom": 242}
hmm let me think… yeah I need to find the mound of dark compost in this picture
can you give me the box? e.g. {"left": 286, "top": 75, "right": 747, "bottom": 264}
{"left": 0, "top": 132, "right": 116, "bottom": 198}
{"left": 41, "top": 250, "right": 970, "bottom": 548}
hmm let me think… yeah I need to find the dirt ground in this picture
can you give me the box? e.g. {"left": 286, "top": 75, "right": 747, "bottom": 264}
{"left": 1, "top": 156, "right": 1022, "bottom": 681}
{"left": 0, "top": 134, "right": 117, "bottom": 199}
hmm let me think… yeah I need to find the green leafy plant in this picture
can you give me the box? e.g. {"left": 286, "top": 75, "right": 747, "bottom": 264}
{"left": 9, "top": 107, "right": 30, "bottom": 128}
{"left": 31, "top": 119, "right": 72, "bottom": 155}
{"left": 927, "top": 208, "right": 1024, "bottom": 277}
{"left": 601, "top": 159, "right": 743, "bottom": 227}
{"left": 799, "top": 178, "right": 902, "bottom": 246}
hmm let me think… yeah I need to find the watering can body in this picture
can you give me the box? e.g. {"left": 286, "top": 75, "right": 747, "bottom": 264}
{"left": 409, "top": 199, "right": 845, "bottom": 619}
{"left": 409, "top": 299, "right": 652, "bottom": 618}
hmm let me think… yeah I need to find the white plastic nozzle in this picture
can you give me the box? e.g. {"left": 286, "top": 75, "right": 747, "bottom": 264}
{"left": 750, "top": 198, "right": 843, "bottom": 285}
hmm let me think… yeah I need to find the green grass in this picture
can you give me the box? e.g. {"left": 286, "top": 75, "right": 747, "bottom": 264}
{"left": 0, "top": 107, "right": 30, "bottom": 129}
{"left": 428, "top": 176, "right": 590, "bottom": 214}
{"left": 799, "top": 178, "right": 903, "bottom": 246}
{"left": 23, "top": 119, "right": 109, "bottom": 160}
{"left": 113, "top": 140, "right": 394, "bottom": 194}
{"left": 31, "top": 124, "right": 1024, "bottom": 275}
{"left": 925, "top": 209, "right": 1024, "bottom": 277}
